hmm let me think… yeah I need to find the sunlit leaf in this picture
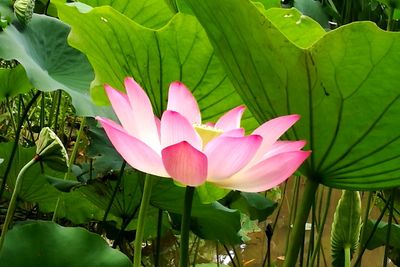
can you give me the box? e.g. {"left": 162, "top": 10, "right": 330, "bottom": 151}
{"left": 196, "top": 182, "right": 230, "bottom": 204}
{"left": 78, "top": 0, "right": 174, "bottom": 29}
{"left": 55, "top": 3, "right": 257, "bottom": 128}
{"left": 187, "top": 0, "right": 400, "bottom": 190}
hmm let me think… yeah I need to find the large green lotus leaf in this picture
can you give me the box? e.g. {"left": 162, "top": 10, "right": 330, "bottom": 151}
{"left": 55, "top": 3, "right": 257, "bottom": 127}
{"left": 150, "top": 177, "right": 242, "bottom": 244}
{"left": 0, "top": 221, "right": 131, "bottom": 267}
{"left": 186, "top": 0, "right": 400, "bottom": 190}
{"left": 78, "top": 0, "right": 174, "bottom": 29}
{"left": 39, "top": 189, "right": 106, "bottom": 224}
{"left": 0, "top": 14, "right": 112, "bottom": 117}
{"left": 0, "top": 65, "right": 32, "bottom": 101}
{"left": 78, "top": 170, "right": 143, "bottom": 219}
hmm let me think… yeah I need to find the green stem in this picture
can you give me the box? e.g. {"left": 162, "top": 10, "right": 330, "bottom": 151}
{"left": 103, "top": 161, "right": 127, "bottom": 224}
{"left": 387, "top": 7, "right": 394, "bottom": 31}
{"left": 283, "top": 178, "right": 319, "bottom": 267}
{"left": 19, "top": 97, "right": 35, "bottom": 143}
{"left": 154, "top": 209, "right": 163, "bottom": 267}
{"left": 223, "top": 244, "right": 237, "bottom": 267}
{"left": 356, "top": 192, "right": 373, "bottom": 267}
{"left": 285, "top": 176, "right": 301, "bottom": 255}
{"left": 306, "top": 202, "right": 316, "bottom": 266}
{"left": 5, "top": 96, "right": 17, "bottom": 134}
{"left": 52, "top": 117, "right": 86, "bottom": 221}
{"left": 40, "top": 92, "right": 45, "bottom": 128}
{"left": 53, "top": 90, "right": 62, "bottom": 132}
{"left": 191, "top": 237, "right": 200, "bottom": 266}
{"left": 308, "top": 188, "right": 332, "bottom": 267}
{"left": 354, "top": 195, "right": 390, "bottom": 266}
{"left": 272, "top": 180, "right": 287, "bottom": 233}
{"left": 383, "top": 189, "right": 394, "bottom": 267}
{"left": 344, "top": 246, "right": 351, "bottom": 267}
{"left": 216, "top": 242, "right": 220, "bottom": 267}
{"left": 0, "top": 91, "right": 41, "bottom": 199}
{"left": 133, "top": 174, "right": 154, "bottom": 267}
{"left": 0, "top": 157, "right": 38, "bottom": 251}
{"left": 179, "top": 186, "right": 195, "bottom": 267}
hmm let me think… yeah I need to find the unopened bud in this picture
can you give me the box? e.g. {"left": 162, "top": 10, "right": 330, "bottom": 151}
{"left": 14, "top": 0, "right": 35, "bottom": 25}
{"left": 36, "top": 127, "right": 69, "bottom": 172}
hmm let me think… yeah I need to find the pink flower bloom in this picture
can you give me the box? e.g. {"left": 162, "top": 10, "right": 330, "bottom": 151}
{"left": 96, "top": 77, "right": 310, "bottom": 192}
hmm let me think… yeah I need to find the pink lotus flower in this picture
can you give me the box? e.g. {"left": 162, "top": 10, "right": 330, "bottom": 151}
{"left": 96, "top": 78, "right": 310, "bottom": 192}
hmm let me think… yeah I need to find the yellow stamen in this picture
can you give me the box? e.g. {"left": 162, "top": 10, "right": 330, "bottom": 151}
{"left": 194, "top": 124, "right": 223, "bottom": 147}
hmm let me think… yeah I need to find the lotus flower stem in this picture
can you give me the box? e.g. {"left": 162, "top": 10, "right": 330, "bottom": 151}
{"left": 0, "top": 156, "right": 38, "bottom": 251}
{"left": 344, "top": 246, "right": 351, "bottom": 267}
{"left": 309, "top": 187, "right": 332, "bottom": 267}
{"left": 285, "top": 177, "right": 301, "bottom": 255}
{"left": 179, "top": 186, "right": 195, "bottom": 267}
{"left": 133, "top": 174, "right": 154, "bottom": 267}
{"left": 283, "top": 178, "right": 319, "bottom": 267}
{"left": 52, "top": 117, "right": 85, "bottom": 221}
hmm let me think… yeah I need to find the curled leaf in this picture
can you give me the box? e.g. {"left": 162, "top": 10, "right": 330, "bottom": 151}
{"left": 36, "top": 127, "right": 69, "bottom": 172}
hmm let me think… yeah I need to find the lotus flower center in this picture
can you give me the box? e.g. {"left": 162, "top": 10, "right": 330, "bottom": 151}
{"left": 194, "top": 124, "right": 223, "bottom": 147}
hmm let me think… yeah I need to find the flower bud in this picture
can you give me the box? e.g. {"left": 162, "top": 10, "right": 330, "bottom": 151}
{"left": 13, "top": 0, "right": 35, "bottom": 25}
{"left": 36, "top": 127, "right": 69, "bottom": 172}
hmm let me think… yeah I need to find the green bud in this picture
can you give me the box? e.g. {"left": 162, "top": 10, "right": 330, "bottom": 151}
{"left": 13, "top": 0, "right": 35, "bottom": 25}
{"left": 36, "top": 127, "right": 69, "bottom": 172}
